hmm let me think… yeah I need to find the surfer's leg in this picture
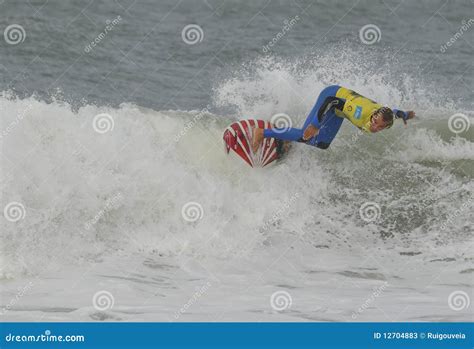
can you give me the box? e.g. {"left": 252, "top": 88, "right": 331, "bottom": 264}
{"left": 269, "top": 85, "right": 341, "bottom": 139}
{"left": 252, "top": 127, "right": 301, "bottom": 152}
{"left": 261, "top": 85, "right": 342, "bottom": 143}
{"left": 262, "top": 127, "right": 303, "bottom": 141}
{"left": 308, "top": 110, "right": 344, "bottom": 148}
{"left": 253, "top": 85, "right": 341, "bottom": 152}
{"left": 252, "top": 126, "right": 304, "bottom": 152}
{"left": 303, "top": 85, "right": 342, "bottom": 130}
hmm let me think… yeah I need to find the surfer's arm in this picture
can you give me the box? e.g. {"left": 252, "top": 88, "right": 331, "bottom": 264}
{"left": 393, "top": 109, "right": 415, "bottom": 125}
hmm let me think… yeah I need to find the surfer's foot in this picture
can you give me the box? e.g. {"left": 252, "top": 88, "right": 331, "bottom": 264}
{"left": 252, "top": 128, "right": 264, "bottom": 153}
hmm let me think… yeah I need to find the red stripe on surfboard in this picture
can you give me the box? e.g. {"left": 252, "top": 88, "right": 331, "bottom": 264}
{"left": 223, "top": 119, "right": 281, "bottom": 168}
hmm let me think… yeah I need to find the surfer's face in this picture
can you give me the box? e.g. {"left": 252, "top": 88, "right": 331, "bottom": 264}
{"left": 370, "top": 113, "right": 390, "bottom": 133}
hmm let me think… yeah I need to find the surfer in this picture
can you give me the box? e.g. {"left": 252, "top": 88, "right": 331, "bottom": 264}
{"left": 251, "top": 85, "right": 415, "bottom": 152}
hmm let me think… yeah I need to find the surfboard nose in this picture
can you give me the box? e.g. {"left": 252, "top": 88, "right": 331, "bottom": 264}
{"left": 223, "top": 119, "right": 283, "bottom": 168}
{"left": 222, "top": 128, "right": 237, "bottom": 154}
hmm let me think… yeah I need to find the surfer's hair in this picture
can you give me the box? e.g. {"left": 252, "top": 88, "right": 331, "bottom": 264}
{"left": 373, "top": 107, "right": 394, "bottom": 128}
{"left": 377, "top": 107, "right": 394, "bottom": 123}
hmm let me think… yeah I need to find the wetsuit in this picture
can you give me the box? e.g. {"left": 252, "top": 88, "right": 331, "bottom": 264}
{"left": 263, "top": 85, "right": 408, "bottom": 149}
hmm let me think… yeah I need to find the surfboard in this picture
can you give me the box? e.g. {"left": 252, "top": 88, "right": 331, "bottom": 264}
{"left": 222, "top": 119, "right": 286, "bottom": 167}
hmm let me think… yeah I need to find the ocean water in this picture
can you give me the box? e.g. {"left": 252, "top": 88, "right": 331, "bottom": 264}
{"left": 1, "top": 0, "right": 473, "bottom": 322}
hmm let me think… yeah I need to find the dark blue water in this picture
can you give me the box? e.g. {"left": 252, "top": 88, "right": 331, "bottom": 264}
{"left": 1, "top": 0, "right": 473, "bottom": 110}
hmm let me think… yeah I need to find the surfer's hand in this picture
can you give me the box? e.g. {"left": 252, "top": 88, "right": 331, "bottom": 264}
{"left": 404, "top": 111, "right": 415, "bottom": 125}
{"left": 303, "top": 125, "right": 319, "bottom": 140}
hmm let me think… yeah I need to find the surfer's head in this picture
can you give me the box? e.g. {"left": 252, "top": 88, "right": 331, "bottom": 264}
{"left": 370, "top": 107, "right": 394, "bottom": 132}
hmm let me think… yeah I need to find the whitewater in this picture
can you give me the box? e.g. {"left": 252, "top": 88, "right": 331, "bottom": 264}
{"left": 1, "top": 50, "right": 473, "bottom": 322}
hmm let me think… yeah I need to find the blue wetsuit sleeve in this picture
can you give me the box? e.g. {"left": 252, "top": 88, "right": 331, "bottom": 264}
{"left": 393, "top": 109, "right": 408, "bottom": 121}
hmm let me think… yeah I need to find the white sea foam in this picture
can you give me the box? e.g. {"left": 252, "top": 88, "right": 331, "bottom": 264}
{"left": 0, "top": 56, "right": 472, "bottom": 320}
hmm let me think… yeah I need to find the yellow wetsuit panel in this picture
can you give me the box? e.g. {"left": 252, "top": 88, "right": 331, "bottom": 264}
{"left": 335, "top": 87, "right": 382, "bottom": 133}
